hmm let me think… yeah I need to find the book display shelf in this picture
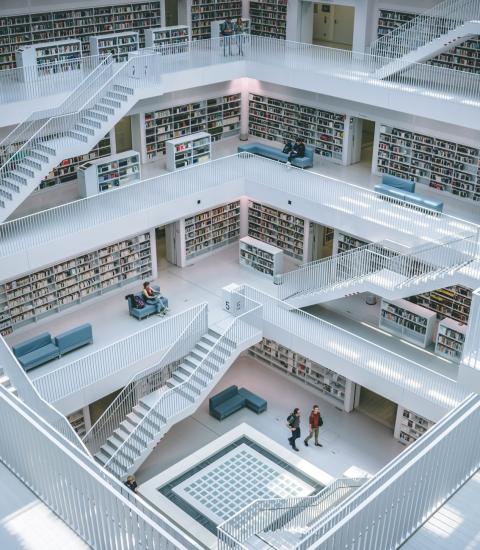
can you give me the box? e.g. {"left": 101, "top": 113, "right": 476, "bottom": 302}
{"left": 166, "top": 132, "right": 211, "bottom": 170}
{"left": 239, "top": 236, "right": 283, "bottom": 277}
{"left": 249, "top": 338, "right": 355, "bottom": 412}
{"left": 15, "top": 39, "right": 81, "bottom": 75}
{"left": 144, "top": 93, "right": 241, "bottom": 161}
{"left": 191, "top": 0, "right": 242, "bottom": 40}
{"left": 376, "top": 124, "right": 480, "bottom": 202}
{"left": 0, "top": 232, "right": 153, "bottom": 336}
{"left": 411, "top": 285, "right": 473, "bottom": 325}
{"left": 380, "top": 298, "right": 437, "bottom": 348}
{"left": 145, "top": 25, "right": 189, "bottom": 50}
{"left": 38, "top": 134, "right": 112, "bottom": 191}
{"left": 336, "top": 232, "right": 369, "bottom": 254}
{"left": 89, "top": 31, "right": 139, "bottom": 61}
{"left": 0, "top": 2, "right": 162, "bottom": 70}
{"left": 78, "top": 150, "right": 141, "bottom": 196}
{"left": 249, "top": 0, "right": 288, "bottom": 39}
{"left": 376, "top": 10, "right": 480, "bottom": 74}
{"left": 247, "top": 201, "right": 306, "bottom": 262}
{"left": 435, "top": 317, "right": 467, "bottom": 362}
{"left": 394, "top": 406, "right": 435, "bottom": 446}
{"left": 184, "top": 200, "right": 241, "bottom": 261}
{"left": 249, "top": 94, "right": 347, "bottom": 164}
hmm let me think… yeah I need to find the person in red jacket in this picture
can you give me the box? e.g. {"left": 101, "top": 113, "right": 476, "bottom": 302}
{"left": 304, "top": 405, "right": 323, "bottom": 447}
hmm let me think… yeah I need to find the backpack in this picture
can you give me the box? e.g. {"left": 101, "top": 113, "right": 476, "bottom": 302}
{"left": 134, "top": 296, "right": 145, "bottom": 309}
{"left": 318, "top": 415, "right": 324, "bottom": 427}
{"left": 287, "top": 413, "right": 295, "bottom": 426}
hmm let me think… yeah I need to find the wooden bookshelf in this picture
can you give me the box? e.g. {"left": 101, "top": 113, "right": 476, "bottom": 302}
{"left": 380, "top": 298, "right": 437, "bottom": 348}
{"left": 239, "top": 236, "right": 283, "bottom": 277}
{"left": 89, "top": 31, "right": 139, "bottom": 61}
{"left": 249, "top": 0, "right": 287, "bottom": 39}
{"left": 183, "top": 200, "right": 240, "bottom": 261}
{"left": 15, "top": 38, "right": 81, "bottom": 75}
{"left": 249, "top": 93, "right": 347, "bottom": 164}
{"left": 247, "top": 201, "right": 306, "bottom": 262}
{"left": 0, "top": 232, "right": 153, "bottom": 336}
{"left": 38, "top": 134, "right": 112, "bottom": 191}
{"left": 0, "top": 2, "right": 162, "bottom": 70}
{"left": 249, "top": 338, "right": 356, "bottom": 412}
{"left": 78, "top": 150, "right": 141, "bottom": 196}
{"left": 376, "top": 124, "right": 480, "bottom": 202}
{"left": 394, "top": 405, "right": 434, "bottom": 446}
{"left": 435, "top": 317, "right": 467, "bottom": 362}
{"left": 191, "top": 0, "right": 242, "bottom": 41}
{"left": 145, "top": 93, "right": 241, "bottom": 161}
{"left": 166, "top": 132, "right": 211, "bottom": 171}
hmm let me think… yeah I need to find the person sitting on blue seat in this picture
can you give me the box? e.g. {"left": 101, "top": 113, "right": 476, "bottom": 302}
{"left": 142, "top": 281, "right": 169, "bottom": 315}
{"left": 286, "top": 138, "right": 306, "bottom": 166}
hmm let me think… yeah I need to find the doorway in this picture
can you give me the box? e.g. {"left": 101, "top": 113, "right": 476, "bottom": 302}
{"left": 358, "top": 118, "right": 375, "bottom": 167}
{"left": 356, "top": 387, "right": 397, "bottom": 430}
{"left": 155, "top": 225, "right": 171, "bottom": 272}
{"left": 309, "top": 222, "right": 334, "bottom": 261}
{"left": 165, "top": 0, "right": 179, "bottom": 26}
{"left": 114, "top": 116, "right": 133, "bottom": 153}
{"left": 313, "top": 4, "right": 354, "bottom": 50}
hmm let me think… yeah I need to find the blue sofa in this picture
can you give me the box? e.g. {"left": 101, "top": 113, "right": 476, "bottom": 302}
{"left": 238, "top": 142, "right": 314, "bottom": 169}
{"left": 375, "top": 174, "right": 443, "bottom": 213}
{"left": 55, "top": 323, "right": 93, "bottom": 355}
{"left": 209, "top": 385, "right": 267, "bottom": 420}
{"left": 127, "top": 285, "right": 169, "bottom": 320}
{"left": 12, "top": 332, "right": 60, "bottom": 371}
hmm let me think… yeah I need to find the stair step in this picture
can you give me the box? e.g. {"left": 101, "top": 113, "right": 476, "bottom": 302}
{"left": 100, "top": 97, "right": 121, "bottom": 108}
{"left": 113, "top": 84, "right": 134, "bottom": 95}
{"left": 67, "top": 130, "right": 89, "bottom": 143}
{"left": 35, "top": 143, "right": 56, "bottom": 156}
{"left": 21, "top": 158, "right": 43, "bottom": 170}
{"left": 0, "top": 188, "right": 13, "bottom": 201}
{"left": 80, "top": 117, "right": 102, "bottom": 129}
{"left": 0, "top": 199, "right": 5, "bottom": 209}
{"left": 85, "top": 109, "right": 109, "bottom": 121}
{"left": 93, "top": 104, "right": 115, "bottom": 115}
{"left": 74, "top": 123, "right": 95, "bottom": 136}
{"left": 7, "top": 173, "right": 28, "bottom": 185}
{"left": 15, "top": 165, "right": 35, "bottom": 177}
{"left": 1, "top": 179, "right": 21, "bottom": 192}
{"left": 107, "top": 91, "right": 128, "bottom": 102}
{"left": 29, "top": 150, "right": 50, "bottom": 163}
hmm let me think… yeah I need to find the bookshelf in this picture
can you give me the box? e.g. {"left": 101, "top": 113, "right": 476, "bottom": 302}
{"left": 144, "top": 93, "right": 241, "bottom": 161}
{"left": 410, "top": 285, "right": 473, "bottom": 325}
{"left": 191, "top": 0, "right": 242, "bottom": 41}
{"left": 249, "top": 0, "right": 288, "bottom": 39}
{"left": 435, "top": 317, "right": 467, "bottom": 362}
{"left": 166, "top": 132, "right": 211, "bottom": 171}
{"left": 394, "top": 406, "right": 435, "bottom": 446}
{"left": 15, "top": 39, "right": 81, "bottom": 75}
{"left": 183, "top": 200, "right": 241, "bottom": 262}
{"left": 0, "top": 232, "right": 153, "bottom": 336}
{"left": 249, "top": 338, "right": 356, "bottom": 412}
{"left": 376, "top": 9, "right": 480, "bottom": 74}
{"left": 247, "top": 201, "right": 307, "bottom": 262}
{"left": 0, "top": 2, "right": 162, "bottom": 71}
{"left": 249, "top": 93, "right": 348, "bottom": 164}
{"left": 375, "top": 124, "right": 480, "bottom": 203}
{"left": 239, "top": 236, "right": 283, "bottom": 277}
{"left": 38, "top": 134, "right": 112, "bottom": 191}
{"left": 145, "top": 25, "right": 189, "bottom": 50}
{"left": 78, "top": 150, "right": 141, "bottom": 196}
{"left": 89, "top": 31, "right": 139, "bottom": 61}
{"left": 336, "top": 232, "right": 369, "bottom": 254}
{"left": 380, "top": 298, "right": 437, "bottom": 348}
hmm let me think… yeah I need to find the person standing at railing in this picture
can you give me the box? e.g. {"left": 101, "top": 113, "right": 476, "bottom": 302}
{"left": 304, "top": 405, "right": 323, "bottom": 447}
{"left": 287, "top": 408, "right": 301, "bottom": 451}
{"left": 124, "top": 475, "right": 138, "bottom": 493}
{"left": 220, "top": 16, "right": 235, "bottom": 56}
{"left": 235, "top": 17, "right": 246, "bottom": 56}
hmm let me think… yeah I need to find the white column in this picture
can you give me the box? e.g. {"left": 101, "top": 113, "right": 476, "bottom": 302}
{"left": 352, "top": 0, "right": 377, "bottom": 51}
{"left": 240, "top": 78, "right": 250, "bottom": 140}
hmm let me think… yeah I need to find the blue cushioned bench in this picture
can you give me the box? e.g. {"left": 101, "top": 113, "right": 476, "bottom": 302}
{"left": 375, "top": 174, "right": 443, "bottom": 213}
{"left": 12, "top": 332, "right": 60, "bottom": 372}
{"left": 382, "top": 174, "right": 416, "bottom": 193}
{"left": 55, "top": 323, "right": 93, "bottom": 355}
{"left": 238, "top": 142, "right": 314, "bottom": 169}
{"left": 209, "top": 385, "right": 267, "bottom": 420}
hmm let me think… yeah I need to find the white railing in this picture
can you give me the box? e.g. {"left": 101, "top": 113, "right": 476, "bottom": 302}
{"left": 296, "top": 393, "right": 480, "bottom": 549}
{"left": 0, "top": 385, "right": 201, "bottom": 550}
{"left": 217, "top": 477, "right": 366, "bottom": 548}
{"left": 0, "top": 335, "right": 87, "bottom": 453}
{"left": 236, "top": 286, "right": 469, "bottom": 411}
{"left": 276, "top": 234, "right": 479, "bottom": 301}
{"left": 0, "top": 55, "right": 108, "bottom": 105}
{"left": 83, "top": 303, "right": 208, "bottom": 455}
{"left": 461, "top": 288, "right": 480, "bottom": 371}
{"left": 369, "top": 0, "right": 480, "bottom": 60}
{"left": 103, "top": 298, "right": 263, "bottom": 476}
{"left": 1, "top": 154, "right": 477, "bottom": 260}
{"left": 33, "top": 306, "right": 206, "bottom": 404}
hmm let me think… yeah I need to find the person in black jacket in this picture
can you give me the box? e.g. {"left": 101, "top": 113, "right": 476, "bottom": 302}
{"left": 287, "top": 138, "right": 306, "bottom": 165}
{"left": 287, "top": 407, "right": 301, "bottom": 451}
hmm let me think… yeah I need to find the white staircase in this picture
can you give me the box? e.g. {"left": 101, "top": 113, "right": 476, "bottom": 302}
{"left": 90, "top": 306, "right": 262, "bottom": 479}
{"left": 0, "top": 56, "right": 147, "bottom": 221}
{"left": 276, "top": 236, "right": 478, "bottom": 309}
{"left": 369, "top": 0, "right": 480, "bottom": 79}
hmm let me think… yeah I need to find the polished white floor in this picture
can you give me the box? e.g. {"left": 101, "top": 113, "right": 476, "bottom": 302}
{"left": 0, "top": 462, "right": 87, "bottom": 550}
{"left": 136, "top": 354, "right": 404, "bottom": 485}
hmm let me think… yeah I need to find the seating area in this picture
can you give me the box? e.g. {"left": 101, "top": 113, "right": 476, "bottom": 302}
{"left": 374, "top": 174, "right": 444, "bottom": 213}
{"left": 209, "top": 384, "right": 267, "bottom": 420}
{"left": 238, "top": 142, "right": 314, "bottom": 169}
{"left": 12, "top": 323, "right": 93, "bottom": 371}
{"left": 126, "top": 285, "right": 169, "bottom": 320}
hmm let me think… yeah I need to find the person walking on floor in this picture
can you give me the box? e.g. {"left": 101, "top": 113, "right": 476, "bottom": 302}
{"left": 235, "top": 17, "right": 245, "bottom": 56}
{"left": 304, "top": 405, "right": 323, "bottom": 447}
{"left": 287, "top": 407, "right": 301, "bottom": 451}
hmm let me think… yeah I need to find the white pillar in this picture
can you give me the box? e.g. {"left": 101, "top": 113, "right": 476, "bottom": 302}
{"left": 240, "top": 78, "right": 250, "bottom": 140}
